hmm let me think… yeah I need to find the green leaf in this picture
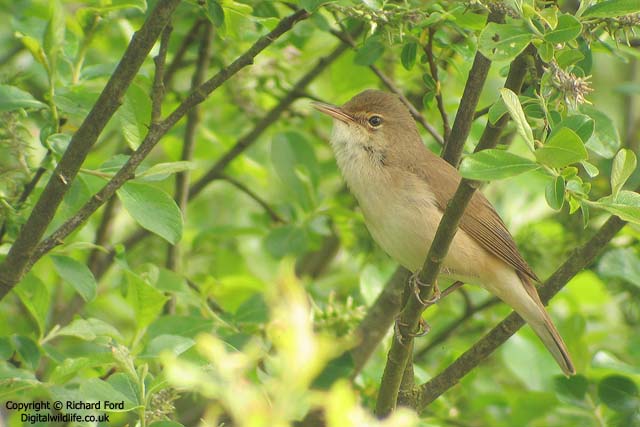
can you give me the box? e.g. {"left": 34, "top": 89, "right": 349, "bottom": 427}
{"left": 56, "top": 318, "right": 123, "bottom": 341}
{"left": 150, "top": 422, "right": 185, "bottom": 427}
{"left": 0, "top": 85, "right": 47, "bottom": 112}
{"left": 117, "top": 182, "right": 183, "bottom": 244}
{"left": 136, "top": 161, "right": 196, "bottom": 181}
{"left": 126, "top": 271, "right": 168, "bottom": 330}
{"left": 544, "top": 14, "right": 582, "bottom": 43}
{"left": 142, "top": 335, "right": 195, "bottom": 357}
{"left": 264, "top": 225, "right": 308, "bottom": 258}
{"left": 611, "top": 149, "right": 637, "bottom": 197}
{"left": 598, "top": 375, "right": 640, "bottom": 413}
{"left": 583, "top": 0, "right": 640, "bottom": 18}
{"left": 554, "top": 115, "right": 595, "bottom": 143}
{"left": 401, "top": 41, "right": 418, "bottom": 70}
{"left": 581, "top": 160, "right": 599, "bottom": 177}
{"left": 271, "top": 132, "right": 317, "bottom": 209}
{"left": 300, "top": 0, "right": 325, "bottom": 11}
{"left": 535, "top": 127, "right": 588, "bottom": 168}
{"left": 17, "top": 34, "right": 47, "bottom": 67}
{"left": 116, "top": 83, "right": 151, "bottom": 150}
{"left": 44, "top": 0, "right": 65, "bottom": 63}
{"left": 488, "top": 98, "right": 507, "bottom": 125}
{"left": 537, "top": 42, "right": 554, "bottom": 62}
{"left": 501, "top": 89, "right": 535, "bottom": 150}
{"left": 555, "top": 375, "right": 588, "bottom": 400}
{"left": 580, "top": 105, "right": 621, "bottom": 158}
{"left": 235, "top": 293, "right": 269, "bottom": 324}
{"left": 312, "top": 352, "right": 354, "bottom": 389}
{"left": 545, "top": 175, "right": 565, "bottom": 210}
{"left": 556, "top": 49, "right": 585, "bottom": 68}
{"left": 12, "top": 336, "right": 41, "bottom": 370}
{"left": 79, "top": 378, "right": 136, "bottom": 409}
{"left": 598, "top": 247, "right": 640, "bottom": 288}
{"left": 51, "top": 255, "right": 97, "bottom": 302}
{"left": 205, "top": 0, "right": 225, "bottom": 27}
{"left": 478, "top": 22, "right": 534, "bottom": 62}
{"left": 594, "top": 191, "right": 640, "bottom": 224}
{"left": 13, "top": 274, "right": 49, "bottom": 337}
{"left": 354, "top": 37, "right": 385, "bottom": 66}
{"left": 459, "top": 149, "right": 539, "bottom": 180}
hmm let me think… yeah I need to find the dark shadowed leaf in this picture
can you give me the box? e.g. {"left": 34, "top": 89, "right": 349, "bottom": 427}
{"left": 598, "top": 375, "right": 640, "bottom": 413}
{"left": 354, "top": 37, "right": 384, "bottom": 66}
{"left": 401, "top": 41, "right": 417, "bottom": 70}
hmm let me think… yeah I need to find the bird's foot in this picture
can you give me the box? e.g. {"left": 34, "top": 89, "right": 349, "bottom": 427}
{"left": 394, "top": 317, "right": 431, "bottom": 344}
{"left": 410, "top": 272, "right": 441, "bottom": 306}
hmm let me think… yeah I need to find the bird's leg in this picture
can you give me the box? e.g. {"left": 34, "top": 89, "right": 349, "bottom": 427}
{"left": 410, "top": 271, "right": 441, "bottom": 306}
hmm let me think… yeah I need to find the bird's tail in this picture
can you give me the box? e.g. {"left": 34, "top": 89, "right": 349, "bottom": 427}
{"left": 504, "top": 272, "right": 575, "bottom": 376}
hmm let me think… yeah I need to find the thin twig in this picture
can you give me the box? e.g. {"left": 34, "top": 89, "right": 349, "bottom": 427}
{"left": 0, "top": 0, "right": 182, "bottom": 300}
{"left": 425, "top": 28, "right": 451, "bottom": 143}
{"left": 164, "top": 20, "right": 205, "bottom": 88}
{"left": 24, "top": 9, "right": 310, "bottom": 274}
{"left": 219, "top": 175, "right": 285, "bottom": 224}
{"left": 414, "top": 297, "right": 499, "bottom": 360}
{"left": 152, "top": 24, "right": 173, "bottom": 124}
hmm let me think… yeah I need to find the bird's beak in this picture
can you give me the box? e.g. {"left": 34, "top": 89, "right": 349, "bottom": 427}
{"left": 311, "top": 101, "right": 354, "bottom": 124}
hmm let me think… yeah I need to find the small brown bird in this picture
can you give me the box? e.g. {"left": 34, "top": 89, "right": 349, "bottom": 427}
{"left": 313, "top": 89, "right": 575, "bottom": 375}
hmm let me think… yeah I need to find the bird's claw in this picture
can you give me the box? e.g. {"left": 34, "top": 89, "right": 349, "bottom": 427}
{"left": 411, "top": 272, "right": 441, "bottom": 306}
{"left": 394, "top": 317, "right": 431, "bottom": 344}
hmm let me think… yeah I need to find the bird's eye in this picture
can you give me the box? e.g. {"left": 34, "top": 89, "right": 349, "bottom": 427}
{"left": 368, "top": 115, "right": 383, "bottom": 127}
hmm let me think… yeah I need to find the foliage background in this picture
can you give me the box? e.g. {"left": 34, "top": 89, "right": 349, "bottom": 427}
{"left": 0, "top": 0, "right": 640, "bottom": 426}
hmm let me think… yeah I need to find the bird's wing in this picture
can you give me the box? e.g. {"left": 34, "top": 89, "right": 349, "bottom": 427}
{"left": 413, "top": 151, "right": 540, "bottom": 282}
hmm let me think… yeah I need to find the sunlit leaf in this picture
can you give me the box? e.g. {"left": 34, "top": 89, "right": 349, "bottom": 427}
{"left": 535, "top": 128, "right": 588, "bottom": 168}
{"left": 611, "top": 149, "right": 637, "bottom": 197}
{"left": 478, "top": 22, "right": 533, "bottom": 62}
{"left": 460, "top": 149, "right": 539, "bottom": 180}
{"left": 51, "top": 255, "right": 97, "bottom": 302}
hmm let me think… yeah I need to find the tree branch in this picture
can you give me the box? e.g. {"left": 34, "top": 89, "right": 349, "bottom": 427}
{"left": 413, "top": 214, "right": 627, "bottom": 410}
{"left": 24, "top": 9, "right": 310, "bottom": 274}
{"left": 0, "top": 0, "right": 181, "bottom": 300}
{"left": 219, "top": 175, "right": 285, "bottom": 224}
{"left": 440, "top": 10, "right": 504, "bottom": 166}
{"left": 375, "top": 39, "right": 528, "bottom": 419}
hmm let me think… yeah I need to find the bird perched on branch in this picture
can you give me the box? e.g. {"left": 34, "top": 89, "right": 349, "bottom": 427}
{"left": 313, "top": 89, "right": 574, "bottom": 376}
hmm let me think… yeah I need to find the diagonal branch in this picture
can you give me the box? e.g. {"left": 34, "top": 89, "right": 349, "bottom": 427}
{"left": 413, "top": 214, "right": 627, "bottom": 409}
{"left": 0, "top": 0, "right": 182, "bottom": 300}
{"left": 23, "top": 9, "right": 310, "bottom": 275}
